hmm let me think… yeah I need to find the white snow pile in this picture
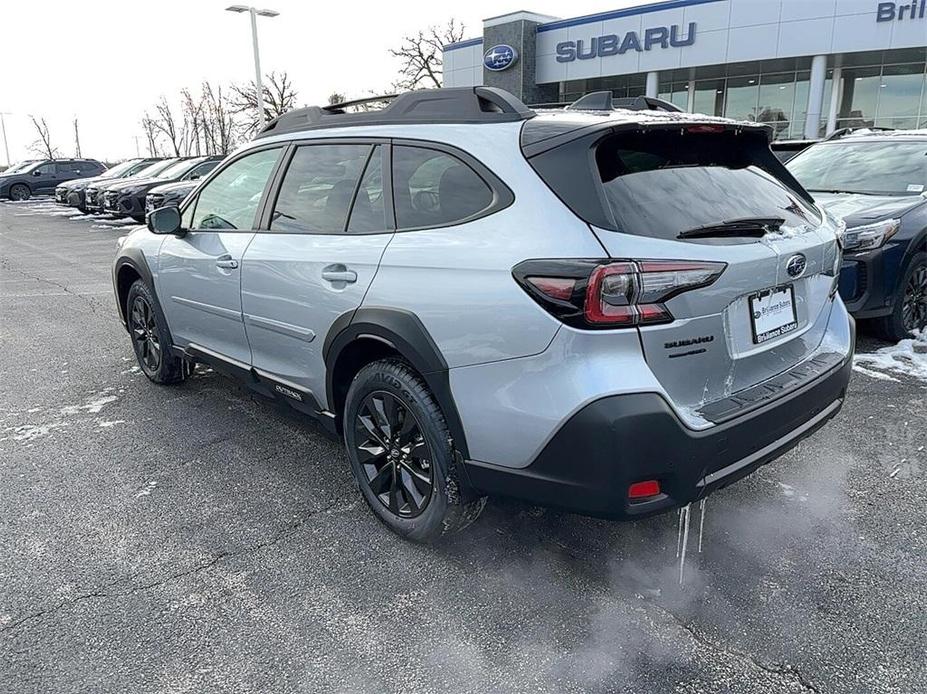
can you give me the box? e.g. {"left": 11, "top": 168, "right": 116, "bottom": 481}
{"left": 853, "top": 330, "right": 927, "bottom": 383}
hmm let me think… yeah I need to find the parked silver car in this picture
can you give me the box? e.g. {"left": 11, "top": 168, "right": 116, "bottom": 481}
{"left": 113, "top": 88, "right": 854, "bottom": 542}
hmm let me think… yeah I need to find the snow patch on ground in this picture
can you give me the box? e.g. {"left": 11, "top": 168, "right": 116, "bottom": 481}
{"left": 3, "top": 422, "right": 70, "bottom": 442}
{"left": 98, "top": 420, "right": 125, "bottom": 428}
{"left": 13, "top": 202, "right": 83, "bottom": 218}
{"left": 853, "top": 331, "right": 927, "bottom": 383}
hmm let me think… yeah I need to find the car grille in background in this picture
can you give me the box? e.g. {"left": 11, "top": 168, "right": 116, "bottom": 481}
{"left": 146, "top": 193, "right": 165, "bottom": 213}
{"left": 856, "top": 263, "right": 868, "bottom": 299}
{"left": 55, "top": 188, "right": 67, "bottom": 203}
{"left": 86, "top": 189, "right": 99, "bottom": 206}
{"left": 103, "top": 191, "right": 118, "bottom": 209}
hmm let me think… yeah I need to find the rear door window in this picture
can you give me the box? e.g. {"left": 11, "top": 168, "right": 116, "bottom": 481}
{"left": 270, "top": 144, "right": 371, "bottom": 233}
{"left": 595, "top": 131, "right": 821, "bottom": 239}
{"left": 392, "top": 146, "right": 494, "bottom": 229}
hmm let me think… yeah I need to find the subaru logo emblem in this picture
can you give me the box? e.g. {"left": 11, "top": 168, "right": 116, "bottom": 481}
{"left": 786, "top": 254, "right": 807, "bottom": 278}
{"left": 483, "top": 44, "right": 518, "bottom": 71}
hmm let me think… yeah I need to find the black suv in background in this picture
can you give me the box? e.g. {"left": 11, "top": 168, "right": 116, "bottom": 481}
{"left": 86, "top": 159, "right": 178, "bottom": 214}
{"left": 0, "top": 159, "right": 106, "bottom": 200}
{"left": 787, "top": 129, "right": 927, "bottom": 340}
{"left": 56, "top": 158, "right": 164, "bottom": 211}
{"left": 102, "top": 156, "right": 223, "bottom": 222}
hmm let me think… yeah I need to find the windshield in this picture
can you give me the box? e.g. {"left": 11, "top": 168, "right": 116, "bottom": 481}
{"left": 132, "top": 160, "right": 175, "bottom": 179}
{"left": 4, "top": 160, "right": 37, "bottom": 174}
{"left": 18, "top": 161, "right": 47, "bottom": 174}
{"left": 157, "top": 159, "right": 198, "bottom": 180}
{"left": 787, "top": 141, "right": 927, "bottom": 196}
{"left": 99, "top": 160, "right": 139, "bottom": 179}
{"left": 595, "top": 131, "right": 821, "bottom": 240}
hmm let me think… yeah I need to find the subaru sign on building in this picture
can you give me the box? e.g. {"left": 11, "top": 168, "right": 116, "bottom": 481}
{"left": 443, "top": 0, "right": 927, "bottom": 139}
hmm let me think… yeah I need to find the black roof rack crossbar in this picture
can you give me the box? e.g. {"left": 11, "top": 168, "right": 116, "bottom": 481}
{"left": 321, "top": 94, "right": 399, "bottom": 113}
{"left": 255, "top": 87, "right": 535, "bottom": 139}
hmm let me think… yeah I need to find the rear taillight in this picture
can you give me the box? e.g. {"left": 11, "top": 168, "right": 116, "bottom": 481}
{"left": 514, "top": 258, "right": 725, "bottom": 329}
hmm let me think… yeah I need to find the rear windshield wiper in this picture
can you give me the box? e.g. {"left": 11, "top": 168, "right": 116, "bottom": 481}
{"left": 677, "top": 217, "right": 785, "bottom": 240}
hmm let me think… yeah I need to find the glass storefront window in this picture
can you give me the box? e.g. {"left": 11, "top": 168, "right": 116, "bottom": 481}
{"left": 838, "top": 67, "right": 881, "bottom": 128}
{"left": 724, "top": 75, "right": 760, "bottom": 121}
{"left": 658, "top": 80, "right": 689, "bottom": 110}
{"left": 558, "top": 51, "right": 926, "bottom": 133}
{"left": 758, "top": 72, "right": 796, "bottom": 139}
{"left": 875, "top": 63, "right": 925, "bottom": 129}
{"left": 693, "top": 79, "right": 724, "bottom": 116}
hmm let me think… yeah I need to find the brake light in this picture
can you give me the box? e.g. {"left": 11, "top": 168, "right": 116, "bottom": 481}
{"left": 515, "top": 258, "right": 726, "bottom": 329}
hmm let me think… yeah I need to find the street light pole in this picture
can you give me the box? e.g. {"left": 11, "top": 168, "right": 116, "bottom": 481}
{"left": 226, "top": 5, "right": 279, "bottom": 129}
{"left": 0, "top": 113, "right": 11, "bottom": 167}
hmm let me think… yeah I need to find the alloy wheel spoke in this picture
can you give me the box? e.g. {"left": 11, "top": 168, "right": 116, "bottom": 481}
{"left": 398, "top": 469, "right": 424, "bottom": 511}
{"left": 371, "top": 396, "right": 394, "bottom": 439}
{"left": 358, "top": 413, "right": 388, "bottom": 448}
{"left": 368, "top": 462, "right": 393, "bottom": 496}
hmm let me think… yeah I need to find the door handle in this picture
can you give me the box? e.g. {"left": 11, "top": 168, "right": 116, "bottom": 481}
{"left": 216, "top": 258, "right": 239, "bottom": 269}
{"left": 321, "top": 265, "right": 357, "bottom": 284}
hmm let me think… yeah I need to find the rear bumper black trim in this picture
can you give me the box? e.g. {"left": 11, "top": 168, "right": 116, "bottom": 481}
{"left": 463, "top": 345, "right": 853, "bottom": 521}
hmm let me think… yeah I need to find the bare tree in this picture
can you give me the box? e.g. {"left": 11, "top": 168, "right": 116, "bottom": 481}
{"left": 151, "top": 96, "right": 185, "bottom": 157}
{"left": 28, "top": 115, "right": 58, "bottom": 159}
{"left": 231, "top": 71, "right": 299, "bottom": 137}
{"left": 140, "top": 115, "right": 160, "bottom": 157}
{"left": 181, "top": 88, "right": 205, "bottom": 156}
{"left": 390, "top": 19, "right": 464, "bottom": 91}
{"left": 327, "top": 93, "right": 346, "bottom": 106}
{"left": 201, "top": 82, "right": 238, "bottom": 155}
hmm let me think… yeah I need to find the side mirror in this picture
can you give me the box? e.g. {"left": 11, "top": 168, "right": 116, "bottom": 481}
{"left": 33, "top": 170, "right": 42, "bottom": 177}
{"left": 147, "top": 205, "right": 182, "bottom": 235}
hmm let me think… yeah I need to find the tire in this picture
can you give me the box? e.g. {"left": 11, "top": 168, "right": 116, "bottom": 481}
{"left": 344, "top": 359, "right": 486, "bottom": 542}
{"left": 126, "top": 279, "right": 188, "bottom": 385}
{"left": 874, "top": 251, "right": 927, "bottom": 341}
{"left": 9, "top": 183, "right": 30, "bottom": 201}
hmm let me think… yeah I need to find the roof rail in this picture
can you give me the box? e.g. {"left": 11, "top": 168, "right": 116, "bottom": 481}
{"left": 255, "top": 87, "right": 535, "bottom": 138}
{"left": 562, "top": 91, "right": 683, "bottom": 113}
{"left": 824, "top": 125, "right": 895, "bottom": 141}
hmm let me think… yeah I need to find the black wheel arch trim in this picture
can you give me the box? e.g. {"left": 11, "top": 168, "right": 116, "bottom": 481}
{"left": 324, "top": 307, "right": 470, "bottom": 460}
{"left": 113, "top": 250, "right": 176, "bottom": 348}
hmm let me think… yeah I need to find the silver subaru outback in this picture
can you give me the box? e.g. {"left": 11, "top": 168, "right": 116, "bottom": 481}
{"left": 113, "top": 87, "right": 854, "bottom": 542}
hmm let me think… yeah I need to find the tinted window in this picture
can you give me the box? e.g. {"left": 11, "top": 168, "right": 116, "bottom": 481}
{"left": 190, "top": 147, "right": 281, "bottom": 231}
{"left": 56, "top": 162, "right": 78, "bottom": 174}
{"left": 271, "top": 144, "right": 370, "bottom": 233}
{"left": 34, "top": 163, "right": 55, "bottom": 175}
{"left": 185, "top": 160, "right": 219, "bottom": 180}
{"left": 347, "top": 146, "right": 387, "bottom": 233}
{"left": 392, "top": 146, "right": 493, "bottom": 229}
{"left": 595, "top": 131, "right": 821, "bottom": 239}
{"left": 787, "top": 141, "right": 927, "bottom": 196}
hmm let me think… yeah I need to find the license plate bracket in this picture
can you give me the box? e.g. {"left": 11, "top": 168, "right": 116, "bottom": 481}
{"left": 749, "top": 285, "right": 798, "bottom": 344}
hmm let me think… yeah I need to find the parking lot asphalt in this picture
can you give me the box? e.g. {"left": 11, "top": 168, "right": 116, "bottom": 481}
{"left": 1, "top": 199, "right": 925, "bottom": 694}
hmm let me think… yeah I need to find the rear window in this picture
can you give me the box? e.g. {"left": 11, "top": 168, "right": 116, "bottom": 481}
{"left": 595, "top": 131, "right": 821, "bottom": 240}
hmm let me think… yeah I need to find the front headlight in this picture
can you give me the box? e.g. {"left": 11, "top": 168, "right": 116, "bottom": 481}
{"left": 842, "top": 219, "right": 900, "bottom": 252}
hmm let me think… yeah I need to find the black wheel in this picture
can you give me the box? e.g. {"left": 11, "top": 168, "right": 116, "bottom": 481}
{"left": 9, "top": 183, "right": 30, "bottom": 201}
{"left": 875, "top": 252, "right": 927, "bottom": 341}
{"left": 126, "top": 280, "right": 188, "bottom": 385}
{"left": 344, "top": 359, "right": 485, "bottom": 542}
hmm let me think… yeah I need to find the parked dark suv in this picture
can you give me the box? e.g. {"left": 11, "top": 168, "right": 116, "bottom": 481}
{"left": 1, "top": 159, "right": 106, "bottom": 201}
{"left": 56, "top": 158, "right": 163, "bottom": 212}
{"left": 102, "top": 156, "right": 223, "bottom": 222}
{"left": 787, "top": 130, "right": 927, "bottom": 340}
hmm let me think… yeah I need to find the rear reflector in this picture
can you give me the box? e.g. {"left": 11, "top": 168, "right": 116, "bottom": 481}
{"left": 628, "top": 480, "right": 661, "bottom": 500}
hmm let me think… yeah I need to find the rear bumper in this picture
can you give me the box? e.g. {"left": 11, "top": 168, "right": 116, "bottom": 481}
{"left": 464, "top": 319, "right": 854, "bottom": 520}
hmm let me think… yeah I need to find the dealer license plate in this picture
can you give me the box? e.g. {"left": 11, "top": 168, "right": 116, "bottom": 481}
{"left": 749, "top": 286, "right": 798, "bottom": 344}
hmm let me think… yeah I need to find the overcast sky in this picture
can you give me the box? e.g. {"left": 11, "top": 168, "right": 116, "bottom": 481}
{"left": 0, "top": 0, "right": 658, "bottom": 164}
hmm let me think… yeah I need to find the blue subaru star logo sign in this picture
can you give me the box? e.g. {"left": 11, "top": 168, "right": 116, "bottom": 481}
{"left": 483, "top": 44, "right": 518, "bottom": 71}
{"left": 786, "top": 254, "right": 807, "bottom": 278}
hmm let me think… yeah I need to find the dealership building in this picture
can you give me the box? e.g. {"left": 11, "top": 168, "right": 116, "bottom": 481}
{"left": 443, "top": 0, "right": 927, "bottom": 139}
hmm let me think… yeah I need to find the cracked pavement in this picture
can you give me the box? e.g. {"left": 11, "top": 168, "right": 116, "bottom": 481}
{"left": 1, "top": 200, "right": 925, "bottom": 693}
